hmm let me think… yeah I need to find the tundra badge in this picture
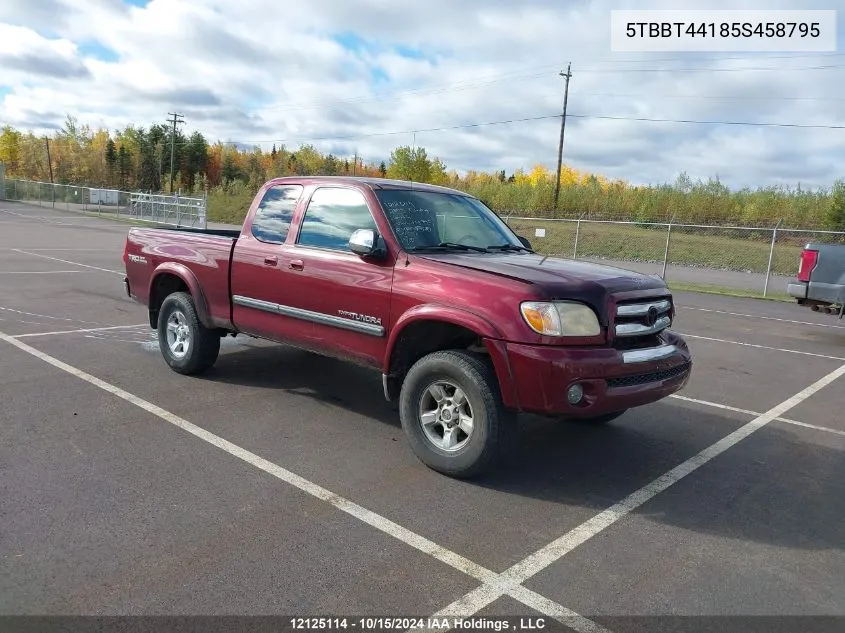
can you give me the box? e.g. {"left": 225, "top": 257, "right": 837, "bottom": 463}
{"left": 338, "top": 310, "right": 382, "bottom": 326}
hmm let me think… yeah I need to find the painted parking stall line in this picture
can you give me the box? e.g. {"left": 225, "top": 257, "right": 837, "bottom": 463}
{"left": 679, "top": 306, "right": 845, "bottom": 330}
{"left": 0, "top": 329, "right": 604, "bottom": 632}
{"left": 11, "top": 249, "right": 124, "bottom": 275}
{"left": 426, "top": 362, "right": 845, "bottom": 622}
{"left": 671, "top": 394, "right": 845, "bottom": 438}
{"left": 13, "top": 323, "right": 149, "bottom": 339}
{"left": 677, "top": 332, "right": 845, "bottom": 361}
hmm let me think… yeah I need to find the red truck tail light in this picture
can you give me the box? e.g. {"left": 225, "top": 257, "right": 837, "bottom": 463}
{"left": 797, "top": 249, "right": 818, "bottom": 282}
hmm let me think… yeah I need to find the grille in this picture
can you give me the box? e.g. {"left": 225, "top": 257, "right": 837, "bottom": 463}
{"left": 612, "top": 296, "right": 673, "bottom": 349}
{"left": 606, "top": 361, "right": 691, "bottom": 389}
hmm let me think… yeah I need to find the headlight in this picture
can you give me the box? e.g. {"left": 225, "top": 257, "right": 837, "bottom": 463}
{"left": 520, "top": 301, "right": 601, "bottom": 337}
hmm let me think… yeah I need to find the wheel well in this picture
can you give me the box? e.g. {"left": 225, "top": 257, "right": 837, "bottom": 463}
{"left": 149, "top": 273, "right": 189, "bottom": 328}
{"left": 385, "top": 320, "right": 484, "bottom": 400}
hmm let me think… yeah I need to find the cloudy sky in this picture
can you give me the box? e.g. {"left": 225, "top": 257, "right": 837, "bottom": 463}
{"left": 1, "top": 0, "right": 844, "bottom": 189}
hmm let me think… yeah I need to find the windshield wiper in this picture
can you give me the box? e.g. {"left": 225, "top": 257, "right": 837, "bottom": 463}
{"left": 409, "top": 242, "right": 490, "bottom": 253}
{"left": 487, "top": 243, "right": 534, "bottom": 253}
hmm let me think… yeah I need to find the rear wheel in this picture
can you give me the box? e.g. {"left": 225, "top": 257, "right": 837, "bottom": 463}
{"left": 157, "top": 291, "right": 220, "bottom": 375}
{"left": 399, "top": 350, "right": 513, "bottom": 478}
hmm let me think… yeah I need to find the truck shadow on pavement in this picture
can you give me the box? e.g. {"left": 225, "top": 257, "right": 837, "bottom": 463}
{"left": 199, "top": 344, "right": 845, "bottom": 554}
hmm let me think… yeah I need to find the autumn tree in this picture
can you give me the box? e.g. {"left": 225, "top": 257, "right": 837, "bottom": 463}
{"left": 386, "top": 146, "right": 447, "bottom": 184}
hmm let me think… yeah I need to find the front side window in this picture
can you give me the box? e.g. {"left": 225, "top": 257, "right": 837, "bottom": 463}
{"left": 297, "top": 187, "right": 377, "bottom": 251}
{"left": 374, "top": 189, "right": 522, "bottom": 252}
{"left": 251, "top": 185, "right": 303, "bottom": 244}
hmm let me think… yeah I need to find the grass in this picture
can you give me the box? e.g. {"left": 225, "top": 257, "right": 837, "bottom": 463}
{"left": 666, "top": 281, "right": 793, "bottom": 302}
{"left": 507, "top": 218, "right": 806, "bottom": 277}
{"left": 207, "top": 189, "right": 808, "bottom": 276}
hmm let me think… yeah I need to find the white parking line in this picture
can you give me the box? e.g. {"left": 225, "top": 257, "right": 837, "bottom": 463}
{"left": 671, "top": 394, "right": 845, "bottom": 438}
{"left": 11, "top": 249, "right": 123, "bottom": 275}
{"left": 428, "top": 362, "right": 845, "bottom": 620}
{"left": 0, "top": 248, "right": 116, "bottom": 252}
{"left": 0, "top": 329, "right": 604, "bottom": 631}
{"left": 680, "top": 306, "right": 845, "bottom": 330}
{"left": 0, "top": 270, "right": 84, "bottom": 275}
{"left": 0, "top": 306, "right": 102, "bottom": 325}
{"left": 677, "top": 332, "right": 845, "bottom": 361}
{"left": 13, "top": 323, "right": 149, "bottom": 338}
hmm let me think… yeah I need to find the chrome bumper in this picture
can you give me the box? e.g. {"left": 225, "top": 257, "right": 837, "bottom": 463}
{"left": 622, "top": 343, "right": 679, "bottom": 364}
{"left": 787, "top": 282, "right": 807, "bottom": 299}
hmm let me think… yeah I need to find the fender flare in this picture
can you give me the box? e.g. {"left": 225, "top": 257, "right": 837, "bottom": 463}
{"left": 148, "top": 262, "right": 213, "bottom": 328}
{"left": 384, "top": 304, "right": 518, "bottom": 409}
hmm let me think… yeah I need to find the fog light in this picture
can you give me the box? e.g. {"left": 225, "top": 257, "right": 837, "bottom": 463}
{"left": 567, "top": 384, "right": 584, "bottom": 405}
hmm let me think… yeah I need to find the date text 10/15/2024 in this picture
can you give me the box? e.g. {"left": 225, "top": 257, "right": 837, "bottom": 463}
{"left": 290, "top": 617, "right": 549, "bottom": 631}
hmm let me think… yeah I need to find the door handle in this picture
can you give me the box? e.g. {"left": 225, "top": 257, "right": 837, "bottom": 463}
{"left": 264, "top": 256, "right": 278, "bottom": 266}
{"left": 289, "top": 259, "right": 304, "bottom": 271}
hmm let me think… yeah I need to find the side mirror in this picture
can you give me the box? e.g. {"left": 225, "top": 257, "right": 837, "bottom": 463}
{"left": 349, "top": 228, "right": 384, "bottom": 258}
{"left": 517, "top": 235, "right": 532, "bottom": 250}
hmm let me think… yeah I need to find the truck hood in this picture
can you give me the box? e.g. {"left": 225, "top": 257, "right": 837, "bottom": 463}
{"left": 413, "top": 251, "right": 668, "bottom": 305}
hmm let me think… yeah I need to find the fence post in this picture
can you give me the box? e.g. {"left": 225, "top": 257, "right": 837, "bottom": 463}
{"left": 763, "top": 219, "right": 783, "bottom": 298}
{"left": 572, "top": 212, "right": 585, "bottom": 259}
{"left": 661, "top": 221, "right": 673, "bottom": 279}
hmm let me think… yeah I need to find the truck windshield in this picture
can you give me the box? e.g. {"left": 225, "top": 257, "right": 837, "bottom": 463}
{"left": 375, "top": 189, "right": 527, "bottom": 253}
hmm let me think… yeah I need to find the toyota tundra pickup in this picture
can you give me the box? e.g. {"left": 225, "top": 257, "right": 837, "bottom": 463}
{"left": 788, "top": 243, "right": 845, "bottom": 319}
{"left": 123, "top": 176, "right": 692, "bottom": 477}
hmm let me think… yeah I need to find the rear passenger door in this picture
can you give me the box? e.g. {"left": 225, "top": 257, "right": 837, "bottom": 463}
{"left": 230, "top": 183, "right": 304, "bottom": 341}
{"left": 277, "top": 186, "right": 395, "bottom": 368}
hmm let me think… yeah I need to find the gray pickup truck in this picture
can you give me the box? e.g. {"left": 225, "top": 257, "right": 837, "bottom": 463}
{"left": 788, "top": 242, "right": 845, "bottom": 319}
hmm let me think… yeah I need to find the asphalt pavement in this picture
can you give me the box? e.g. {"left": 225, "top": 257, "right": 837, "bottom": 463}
{"left": 1, "top": 200, "right": 843, "bottom": 633}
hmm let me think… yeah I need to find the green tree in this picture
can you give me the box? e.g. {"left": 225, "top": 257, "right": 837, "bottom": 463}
{"left": 105, "top": 139, "right": 118, "bottom": 186}
{"left": 826, "top": 179, "right": 845, "bottom": 231}
{"left": 181, "top": 131, "right": 208, "bottom": 191}
{"left": 322, "top": 154, "right": 339, "bottom": 175}
{"left": 0, "top": 126, "right": 22, "bottom": 173}
{"left": 117, "top": 144, "right": 132, "bottom": 189}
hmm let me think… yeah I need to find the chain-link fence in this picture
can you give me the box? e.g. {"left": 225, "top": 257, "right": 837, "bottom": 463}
{"left": 2, "top": 178, "right": 207, "bottom": 228}
{"left": 503, "top": 216, "right": 845, "bottom": 298}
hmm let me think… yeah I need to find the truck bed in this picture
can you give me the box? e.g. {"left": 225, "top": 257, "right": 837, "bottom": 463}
{"left": 124, "top": 226, "right": 239, "bottom": 329}
{"left": 788, "top": 241, "right": 845, "bottom": 318}
{"left": 145, "top": 226, "right": 242, "bottom": 239}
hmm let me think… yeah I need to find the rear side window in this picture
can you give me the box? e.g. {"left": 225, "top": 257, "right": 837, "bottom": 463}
{"left": 297, "top": 187, "right": 377, "bottom": 251}
{"left": 251, "top": 185, "right": 303, "bottom": 244}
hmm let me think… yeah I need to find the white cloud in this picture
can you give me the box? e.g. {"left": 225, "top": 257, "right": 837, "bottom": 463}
{"left": 1, "top": 0, "right": 844, "bottom": 189}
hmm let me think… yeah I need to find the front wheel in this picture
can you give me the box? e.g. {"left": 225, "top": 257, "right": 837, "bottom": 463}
{"left": 399, "top": 350, "right": 513, "bottom": 478}
{"left": 157, "top": 291, "right": 220, "bottom": 375}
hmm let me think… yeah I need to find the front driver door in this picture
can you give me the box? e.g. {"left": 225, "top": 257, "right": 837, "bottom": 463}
{"left": 275, "top": 185, "right": 395, "bottom": 369}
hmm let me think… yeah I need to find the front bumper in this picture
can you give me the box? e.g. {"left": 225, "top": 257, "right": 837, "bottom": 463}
{"left": 505, "top": 330, "right": 692, "bottom": 418}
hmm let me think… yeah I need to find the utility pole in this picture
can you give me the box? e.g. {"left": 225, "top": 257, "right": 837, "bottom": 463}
{"left": 44, "top": 137, "right": 54, "bottom": 183}
{"left": 353, "top": 150, "right": 358, "bottom": 176}
{"left": 552, "top": 62, "right": 572, "bottom": 213}
{"left": 167, "top": 112, "right": 184, "bottom": 193}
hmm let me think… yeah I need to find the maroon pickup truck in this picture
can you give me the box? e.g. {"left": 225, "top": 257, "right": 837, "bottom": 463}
{"left": 123, "top": 176, "right": 692, "bottom": 477}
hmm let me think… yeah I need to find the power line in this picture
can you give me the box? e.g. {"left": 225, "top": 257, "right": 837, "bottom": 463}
{"left": 226, "top": 111, "right": 845, "bottom": 147}
{"left": 573, "top": 92, "right": 845, "bottom": 102}
{"left": 575, "top": 63, "right": 845, "bottom": 74}
{"left": 228, "top": 114, "right": 561, "bottom": 144}
{"left": 246, "top": 57, "right": 845, "bottom": 114}
{"left": 567, "top": 114, "right": 845, "bottom": 129}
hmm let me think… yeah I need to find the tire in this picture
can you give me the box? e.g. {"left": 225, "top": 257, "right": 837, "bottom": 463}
{"left": 157, "top": 291, "right": 220, "bottom": 375}
{"left": 399, "top": 350, "right": 514, "bottom": 478}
